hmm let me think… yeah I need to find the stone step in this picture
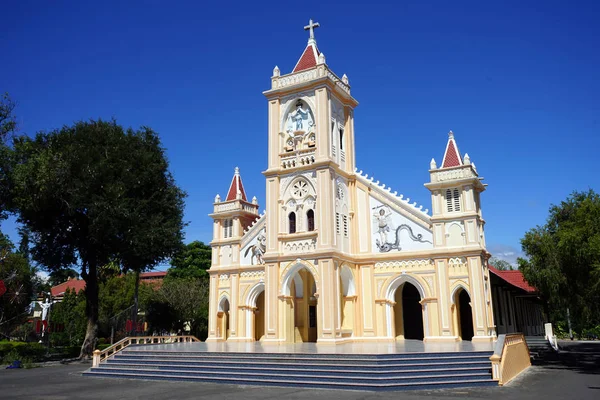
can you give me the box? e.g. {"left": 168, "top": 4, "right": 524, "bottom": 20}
{"left": 83, "top": 369, "right": 496, "bottom": 390}
{"left": 114, "top": 352, "right": 492, "bottom": 365}
{"left": 107, "top": 357, "right": 491, "bottom": 370}
{"left": 99, "top": 362, "right": 491, "bottom": 377}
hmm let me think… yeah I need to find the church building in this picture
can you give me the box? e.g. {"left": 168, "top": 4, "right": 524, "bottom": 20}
{"left": 206, "top": 20, "right": 500, "bottom": 344}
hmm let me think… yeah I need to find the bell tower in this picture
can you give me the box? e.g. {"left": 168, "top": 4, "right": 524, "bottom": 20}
{"left": 262, "top": 20, "right": 359, "bottom": 258}
{"left": 425, "top": 131, "right": 486, "bottom": 249}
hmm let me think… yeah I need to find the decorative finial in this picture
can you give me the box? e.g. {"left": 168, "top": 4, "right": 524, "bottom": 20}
{"left": 464, "top": 153, "right": 471, "bottom": 165}
{"left": 448, "top": 130, "right": 454, "bottom": 139}
{"left": 234, "top": 166, "right": 240, "bottom": 175}
{"left": 215, "top": 194, "right": 221, "bottom": 203}
{"left": 430, "top": 158, "right": 437, "bottom": 169}
{"left": 252, "top": 196, "right": 258, "bottom": 205}
{"left": 273, "top": 65, "right": 280, "bottom": 77}
{"left": 318, "top": 52, "right": 326, "bottom": 65}
{"left": 304, "top": 19, "right": 320, "bottom": 44}
{"left": 342, "top": 74, "right": 349, "bottom": 84}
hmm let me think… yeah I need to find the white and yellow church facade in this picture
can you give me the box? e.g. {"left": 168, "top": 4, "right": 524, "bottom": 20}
{"left": 207, "top": 21, "right": 497, "bottom": 345}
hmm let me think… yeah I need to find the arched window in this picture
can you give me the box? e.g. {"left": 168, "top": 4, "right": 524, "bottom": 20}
{"left": 289, "top": 212, "right": 296, "bottom": 234}
{"left": 307, "top": 209, "right": 315, "bottom": 232}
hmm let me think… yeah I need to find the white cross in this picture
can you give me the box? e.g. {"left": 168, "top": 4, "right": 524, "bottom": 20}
{"left": 304, "top": 19, "right": 320, "bottom": 40}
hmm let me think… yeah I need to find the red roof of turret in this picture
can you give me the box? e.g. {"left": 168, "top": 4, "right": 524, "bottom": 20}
{"left": 225, "top": 167, "right": 247, "bottom": 202}
{"left": 293, "top": 43, "right": 320, "bottom": 73}
{"left": 442, "top": 131, "right": 463, "bottom": 168}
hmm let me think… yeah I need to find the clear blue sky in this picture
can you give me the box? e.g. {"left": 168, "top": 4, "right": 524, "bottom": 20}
{"left": 2, "top": 0, "right": 599, "bottom": 266}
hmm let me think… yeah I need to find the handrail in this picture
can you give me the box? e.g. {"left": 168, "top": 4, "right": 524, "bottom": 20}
{"left": 92, "top": 335, "right": 200, "bottom": 367}
{"left": 490, "top": 333, "right": 531, "bottom": 385}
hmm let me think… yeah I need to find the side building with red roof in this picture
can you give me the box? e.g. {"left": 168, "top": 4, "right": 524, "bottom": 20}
{"left": 489, "top": 265, "right": 545, "bottom": 336}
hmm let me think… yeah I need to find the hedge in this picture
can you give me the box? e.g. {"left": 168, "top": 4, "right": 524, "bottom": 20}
{"left": 0, "top": 341, "right": 47, "bottom": 362}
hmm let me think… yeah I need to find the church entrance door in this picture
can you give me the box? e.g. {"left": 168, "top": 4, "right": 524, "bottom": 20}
{"left": 254, "top": 291, "right": 265, "bottom": 341}
{"left": 456, "top": 289, "right": 474, "bottom": 340}
{"left": 287, "top": 269, "right": 318, "bottom": 343}
{"left": 217, "top": 297, "right": 230, "bottom": 341}
{"left": 393, "top": 283, "right": 424, "bottom": 340}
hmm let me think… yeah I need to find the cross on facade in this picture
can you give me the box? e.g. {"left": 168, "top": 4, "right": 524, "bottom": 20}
{"left": 304, "top": 19, "right": 320, "bottom": 42}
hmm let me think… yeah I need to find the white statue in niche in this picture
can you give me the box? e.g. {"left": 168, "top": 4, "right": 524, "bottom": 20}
{"left": 286, "top": 100, "right": 315, "bottom": 135}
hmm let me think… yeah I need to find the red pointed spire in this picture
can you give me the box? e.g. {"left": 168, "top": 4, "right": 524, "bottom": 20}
{"left": 293, "top": 43, "right": 320, "bottom": 73}
{"left": 441, "top": 131, "right": 463, "bottom": 168}
{"left": 225, "top": 167, "right": 247, "bottom": 202}
{"left": 292, "top": 19, "right": 321, "bottom": 73}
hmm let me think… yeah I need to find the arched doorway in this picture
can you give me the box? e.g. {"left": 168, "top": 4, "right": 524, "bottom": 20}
{"left": 254, "top": 291, "right": 265, "bottom": 341}
{"left": 282, "top": 267, "right": 318, "bottom": 343}
{"left": 217, "top": 297, "right": 230, "bottom": 341}
{"left": 393, "top": 283, "right": 424, "bottom": 340}
{"left": 455, "top": 288, "right": 474, "bottom": 340}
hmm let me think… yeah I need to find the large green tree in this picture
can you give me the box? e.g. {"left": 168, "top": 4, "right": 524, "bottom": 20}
{"left": 0, "top": 234, "right": 36, "bottom": 339}
{"left": 489, "top": 257, "right": 513, "bottom": 271}
{"left": 167, "top": 241, "right": 212, "bottom": 281}
{"left": 0, "top": 93, "right": 17, "bottom": 220}
{"left": 518, "top": 190, "right": 600, "bottom": 332}
{"left": 146, "top": 277, "right": 209, "bottom": 339}
{"left": 10, "top": 120, "right": 185, "bottom": 358}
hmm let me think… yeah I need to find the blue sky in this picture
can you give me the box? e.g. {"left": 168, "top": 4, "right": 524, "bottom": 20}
{"left": 2, "top": 0, "right": 599, "bottom": 266}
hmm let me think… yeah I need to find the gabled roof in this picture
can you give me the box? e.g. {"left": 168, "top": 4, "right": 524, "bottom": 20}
{"left": 441, "top": 131, "right": 463, "bottom": 168}
{"left": 292, "top": 42, "right": 320, "bottom": 73}
{"left": 225, "top": 167, "right": 247, "bottom": 202}
{"left": 489, "top": 265, "right": 537, "bottom": 293}
{"left": 51, "top": 278, "right": 86, "bottom": 297}
{"left": 50, "top": 271, "right": 168, "bottom": 297}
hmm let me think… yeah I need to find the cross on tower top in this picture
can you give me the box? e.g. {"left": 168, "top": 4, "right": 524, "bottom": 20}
{"left": 304, "top": 19, "right": 320, "bottom": 44}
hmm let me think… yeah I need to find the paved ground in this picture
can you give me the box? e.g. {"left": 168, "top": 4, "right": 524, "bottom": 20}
{"left": 0, "top": 361, "right": 598, "bottom": 400}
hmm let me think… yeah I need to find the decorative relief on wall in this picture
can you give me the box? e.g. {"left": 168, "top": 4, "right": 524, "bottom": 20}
{"left": 371, "top": 199, "right": 433, "bottom": 253}
{"left": 374, "top": 259, "right": 434, "bottom": 271}
{"left": 448, "top": 257, "right": 467, "bottom": 267}
{"left": 219, "top": 274, "right": 230, "bottom": 281}
{"left": 243, "top": 227, "right": 266, "bottom": 265}
{"left": 283, "top": 238, "right": 317, "bottom": 254}
{"left": 240, "top": 270, "right": 265, "bottom": 279}
{"left": 432, "top": 168, "right": 474, "bottom": 182}
{"left": 280, "top": 171, "right": 316, "bottom": 194}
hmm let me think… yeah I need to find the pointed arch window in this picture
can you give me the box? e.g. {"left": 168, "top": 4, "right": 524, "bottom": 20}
{"left": 307, "top": 209, "right": 315, "bottom": 232}
{"left": 288, "top": 212, "right": 296, "bottom": 234}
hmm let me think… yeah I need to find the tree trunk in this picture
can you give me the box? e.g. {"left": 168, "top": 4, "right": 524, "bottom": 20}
{"left": 132, "top": 270, "right": 140, "bottom": 335}
{"left": 79, "top": 261, "right": 99, "bottom": 359}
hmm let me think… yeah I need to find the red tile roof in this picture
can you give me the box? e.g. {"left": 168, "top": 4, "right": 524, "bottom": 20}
{"left": 225, "top": 168, "right": 247, "bottom": 202}
{"left": 51, "top": 278, "right": 86, "bottom": 297}
{"left": 140, "top": 271, "right": 167, "bottom": 279}
{"left": 293, "top": 43, "right": 319, "bottom": 73}
{"left": 489, "top": 265, "right": 537, "bottom": 293}
{"left": 50, "top": 271, "right": 167, "bottom": 296}
{"left": 442, "top": 134, "right": 462, "bottom": 168}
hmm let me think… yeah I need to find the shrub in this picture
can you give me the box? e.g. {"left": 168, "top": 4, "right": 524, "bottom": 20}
{"left": 0, "top": 341, "right": 46, "bottom": 362}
